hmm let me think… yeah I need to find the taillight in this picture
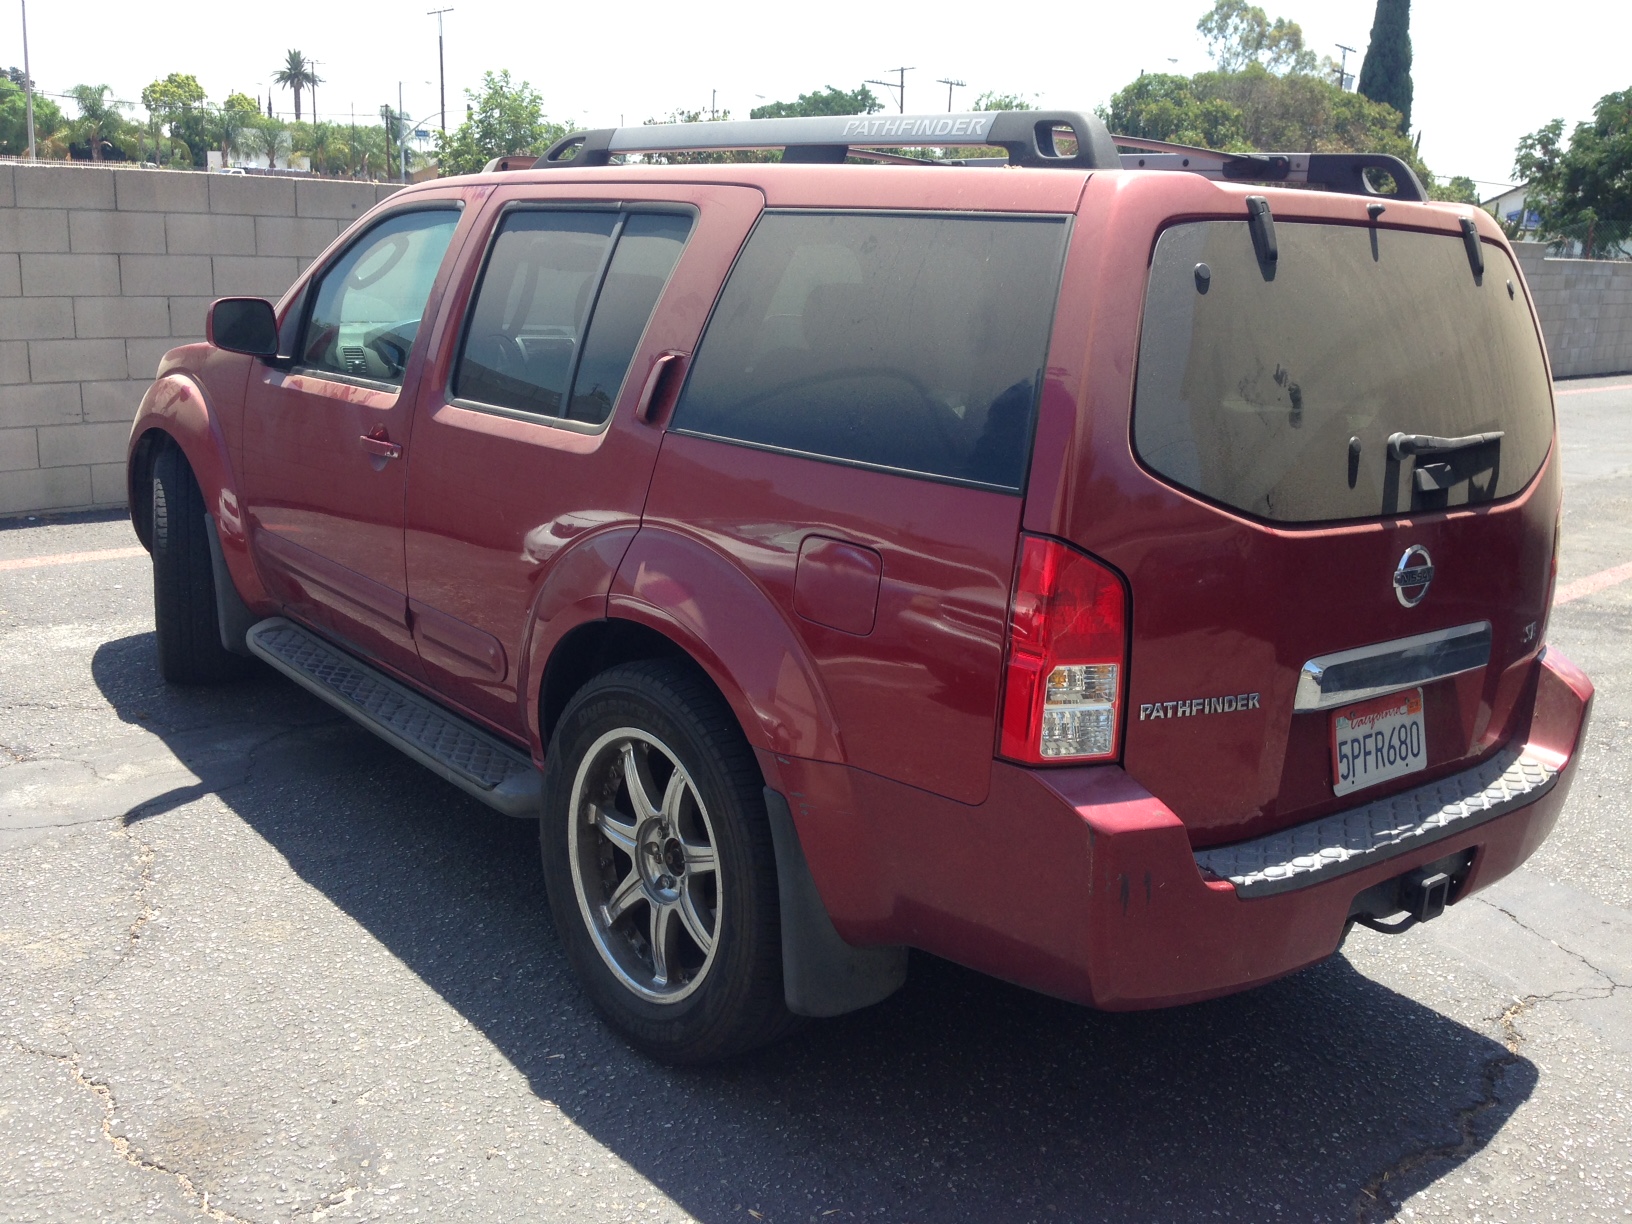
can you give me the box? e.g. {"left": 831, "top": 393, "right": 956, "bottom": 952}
{"left": 998, "top": 534, "right": 1128, "bottom": 764}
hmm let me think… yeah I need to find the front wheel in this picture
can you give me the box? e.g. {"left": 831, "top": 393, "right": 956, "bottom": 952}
{"left": 150, "top": 446, "right": 249, "bottom": 685}
{"left": 540, "top": 660, "right": 793, "bottom": 1063}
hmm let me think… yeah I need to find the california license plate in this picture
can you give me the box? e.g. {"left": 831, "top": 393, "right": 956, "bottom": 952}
{"left": 1331, "top": 688, "right": 1426, "bottom": 797}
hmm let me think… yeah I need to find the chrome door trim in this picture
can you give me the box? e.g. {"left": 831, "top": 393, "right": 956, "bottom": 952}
{"left": 1294, "top": 621, "right": 1493, "bottom": 712}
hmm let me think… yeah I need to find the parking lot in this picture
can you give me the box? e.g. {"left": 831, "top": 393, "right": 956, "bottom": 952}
{"left": 1, "top": 374, "right": 1629, "bottom": 1224}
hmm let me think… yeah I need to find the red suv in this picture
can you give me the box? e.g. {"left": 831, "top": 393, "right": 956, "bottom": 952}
{"left": 126, "top": 111, "right": 1593, "bottom": 1062}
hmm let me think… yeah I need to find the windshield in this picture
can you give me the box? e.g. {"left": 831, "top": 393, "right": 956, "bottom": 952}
{"left": 1132, "top": 220, "right": 1552, "bottom": 523}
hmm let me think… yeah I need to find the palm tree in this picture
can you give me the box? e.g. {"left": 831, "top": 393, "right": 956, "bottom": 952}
{"left": 242, "top": 118, "right": 291, "bottom": 169}
{"left": 272, "top": 50, "right": 321, "bottom": 124}
{"left": 69, "top": 84, "right": 127, "bottom": 161}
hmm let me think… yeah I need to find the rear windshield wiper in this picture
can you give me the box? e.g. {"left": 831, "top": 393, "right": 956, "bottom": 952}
{"left": 1387, "top": 430, "right": 1503, "bottom": 460}
{"left": 1387, "top": 431, "right": 1504, "bottom": 498}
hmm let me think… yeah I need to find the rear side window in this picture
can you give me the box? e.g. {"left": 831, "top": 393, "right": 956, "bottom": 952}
{"left": 301, "top": 208, "right": 460, "bottom": 385}
{"left": 454, "top": 210, "right": 692, "bottom": 425}
{"left": 1133, "top": 221, "right": 1552, "bottom": 523}
{"left": 672, "top": 212, "right": 1069, "bottom": 491}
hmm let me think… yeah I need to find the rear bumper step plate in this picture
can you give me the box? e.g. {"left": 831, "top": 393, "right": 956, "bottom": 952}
{"left": 1194, "top": 744, "right": 1558, "bottom": 897}
{"left": 246, "top": 617, "right": 539, "bottom": 818}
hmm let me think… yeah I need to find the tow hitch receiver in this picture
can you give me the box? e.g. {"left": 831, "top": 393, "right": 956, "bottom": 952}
{"left": 1347, "top": 850, "right": 1472, "bottom": 935}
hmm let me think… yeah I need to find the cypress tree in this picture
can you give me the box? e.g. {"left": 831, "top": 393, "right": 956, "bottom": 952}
{"left": 1357, "top": 0, "right": 1413, "bottom": 131}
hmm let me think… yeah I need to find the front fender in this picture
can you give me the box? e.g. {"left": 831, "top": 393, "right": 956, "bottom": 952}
{"left": 608, "top": 527, "right": 845, "bottom": 765}
{"left": 126, "top": 347, "right": 271, "bottom": 612}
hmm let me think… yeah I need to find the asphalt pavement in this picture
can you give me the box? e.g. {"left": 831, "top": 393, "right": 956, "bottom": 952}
{"left": 3, "top": 375, "right": 1631, "bottom": 1224}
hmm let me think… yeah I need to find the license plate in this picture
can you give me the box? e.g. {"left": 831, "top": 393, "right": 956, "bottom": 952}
{"left": 1331, "top": 688, "right": 1426, "bottom": 797}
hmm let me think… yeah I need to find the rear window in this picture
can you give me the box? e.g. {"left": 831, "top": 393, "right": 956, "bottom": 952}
{"left": 1133, "top": 221, "right": 1552, "bottom": 523}
{"left": 672, "top": 211, "right": 1069, "bottom": 491}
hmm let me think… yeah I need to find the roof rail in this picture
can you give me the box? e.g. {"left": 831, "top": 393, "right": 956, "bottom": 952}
{"left": 1112, "top": 135, "right": 1427, "bottom": 202}
{"left": 520, "top": 110, "right": 1427, "bottom": 202}
{"left": 535, "top": 110, "right": 1122, "bottom": 170}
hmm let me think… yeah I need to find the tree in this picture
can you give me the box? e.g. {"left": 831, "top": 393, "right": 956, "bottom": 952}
{"left": 214, "top": 92, "right": 261, "bottom": 166}
{"left": 433, "top": 70, "right": 565, "bottom": 176}
{"left": 0, "top": 74, "right": 65, "bottom": 157}
{"left": 1357, "top": 0, "right": 1412, "bottom": 132}
{"left": 1429, "top": 175, "right": 1479, "bottom": 205}
{"left": 749, "top": 85, "right": 882, "bottom": 119}
{"left": 973, "top": 91, "right": 1035, "bottom": 111}
{"left": 242, "top": 118, "right": 291, "bottom": 169}
{"left": 1197, "top": 0, "right": 1317, "bottom": 75}
{"left": 272, "top": 50, "right": 320, "bottom": 123}
{"left": 141, "top": 73, "right": 209, "bottom": 166}
{"left": 1515, "top": 90, "right": 1632, "bottom": 259}
{"left": 69, "top": 84, "right": 128, "bottom": 161}
{"left": 1100, "top": 73, "right": 1248, "bottom": 149}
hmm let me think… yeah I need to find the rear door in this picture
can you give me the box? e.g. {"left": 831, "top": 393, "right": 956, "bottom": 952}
{"left": 401, "top": 183, "right": 764, "bottom": 735}
{"left": 643, "top": 209, "right": 1072, "bottom": 804}
{"left": 1091, "top": 209, "right": 1557, "bottom": 845}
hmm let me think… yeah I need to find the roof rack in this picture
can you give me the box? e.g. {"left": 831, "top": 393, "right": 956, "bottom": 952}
{"left": 515, "top": 110, "right": 1427, "bottom": 202}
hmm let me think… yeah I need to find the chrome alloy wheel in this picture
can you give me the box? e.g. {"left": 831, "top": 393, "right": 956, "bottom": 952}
{"left": 567, "top": 728, "right": 722, "bottom": 1003}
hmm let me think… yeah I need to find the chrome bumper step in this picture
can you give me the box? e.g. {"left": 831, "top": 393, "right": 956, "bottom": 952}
{"left": 246, "top": 617, "right": 539, "bottom": 819}
{"left": 1194, "top": 745, "right": 1559, "bottom": 897}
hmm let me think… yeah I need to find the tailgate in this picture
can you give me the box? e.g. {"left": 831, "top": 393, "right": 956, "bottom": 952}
{"left": 1105, "top": 216, "right": 1556, "bottom": 846}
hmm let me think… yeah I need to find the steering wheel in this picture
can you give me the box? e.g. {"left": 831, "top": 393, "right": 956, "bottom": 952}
{"left": 346, "top": 233, "right": 409, "bottom": 291}
{"left": 363, "top": 319, "right": 420, "bottom": 377}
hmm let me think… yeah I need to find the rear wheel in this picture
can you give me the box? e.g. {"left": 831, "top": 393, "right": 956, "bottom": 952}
{"left": 540, "top": 660, "right": 793, "bottom": 1063}
{"left": 151, "top": 446, "right": 248, "bottom": 684}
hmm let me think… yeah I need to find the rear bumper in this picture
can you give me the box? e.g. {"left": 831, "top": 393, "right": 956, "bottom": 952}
{"left": 773, "top": 646, "right": 1592, "bottom": 1010}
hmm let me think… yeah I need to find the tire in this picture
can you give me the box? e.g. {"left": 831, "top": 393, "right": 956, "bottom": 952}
{"left": 151, "top": 446, "right": 249, "bottom": 685}
{"left": 540, "top": 660, "right": 795, "bottom": 1063}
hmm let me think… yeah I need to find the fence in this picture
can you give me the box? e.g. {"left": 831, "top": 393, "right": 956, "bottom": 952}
{"left": 1, "top": 161, "right": 396, "bottom": 516}
{"left": 1513, "top": 244, "right": 1632, "bottom": 380}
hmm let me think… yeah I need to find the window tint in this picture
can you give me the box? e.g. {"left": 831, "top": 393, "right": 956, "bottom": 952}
{"left": 1133, "top": 222, "right": 1553, "bottom": 523}
{"left": 671, "top": 212, "right": 1068, "bottom": 490}
{"left": 301, "top": 209, "right": 459, "bottom": 385}
{"left": 567, "top": 214, "right": 693, "bottom": 423}
{"left": 454, "top": 210, "right": 692, "bottom": 425}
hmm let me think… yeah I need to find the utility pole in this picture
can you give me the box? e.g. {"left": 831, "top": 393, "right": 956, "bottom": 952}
{"left": 865, "top": 67, "right": 914, "bottom": 114}
{"left": 428, "top": 8, "right": 453, "bottom": 132}
{"left": 20, "top": 0, "right": 36, "bottom": 160}
{"left": 935, "top": 77, "right": 965, "bottom": 112}
{"left": 710, "top": 89, "right": 717, "bottom": 121}
{"left": 1335, "top": 43, "right": 1356, "bottom": 91}
{"left": 309, "top": 60, "right": 321, "bottom": 123}
{"left": 399, "top": 82, "right": 407, "bottom": 183}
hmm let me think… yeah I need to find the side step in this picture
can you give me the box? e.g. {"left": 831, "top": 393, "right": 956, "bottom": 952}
{"left": 246, "top": 617, "right": 540, "bottom": 819}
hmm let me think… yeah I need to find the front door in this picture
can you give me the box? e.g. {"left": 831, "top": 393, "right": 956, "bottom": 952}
{"left": 241, "top": 204, "right": 464, "bottom": 675}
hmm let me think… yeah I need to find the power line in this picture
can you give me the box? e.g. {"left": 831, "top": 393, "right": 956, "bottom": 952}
{"left": 865, "top": 67, "right": 914, "bottom": 114}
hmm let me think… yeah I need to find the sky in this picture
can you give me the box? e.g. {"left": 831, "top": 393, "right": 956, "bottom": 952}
{"left": 8, "top": 0, "right": 1626, "bottom": 193}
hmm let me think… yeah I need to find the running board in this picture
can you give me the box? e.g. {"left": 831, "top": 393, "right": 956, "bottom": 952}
{"left": 246, "top": 617, "right": 540, "bottom": 819}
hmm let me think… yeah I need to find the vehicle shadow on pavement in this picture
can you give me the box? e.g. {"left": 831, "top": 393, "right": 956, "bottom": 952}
{"left": 93, "top": 632, "right": 1535, "bottom": 1224}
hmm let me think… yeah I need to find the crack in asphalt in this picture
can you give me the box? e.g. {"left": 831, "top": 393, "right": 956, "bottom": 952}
{"left": 1352, "top": 905, "right": 1629, "bottom": 1222}
{"left": 14, "top": 714, "right": 355, "bottom": 1224}
{"left": 1351, "top": 997, "right": 1532, "bottom": 1224}
{"left": 8, "top": 1035, "right": 261, "bottom": 1224}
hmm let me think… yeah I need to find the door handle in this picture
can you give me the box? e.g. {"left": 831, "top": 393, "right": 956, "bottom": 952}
{"left": 635, "top": 350, "right": 690, "bottom": 424}
{"left": 359, "top": 433, "right": 402, "bottom": 460}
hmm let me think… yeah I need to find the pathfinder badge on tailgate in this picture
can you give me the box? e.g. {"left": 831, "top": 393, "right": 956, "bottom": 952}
{"left": 1139, "top": 693, "right": 1261, "bottom": 720}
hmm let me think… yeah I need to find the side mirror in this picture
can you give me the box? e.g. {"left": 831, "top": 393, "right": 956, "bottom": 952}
{"left": 207, "top": 297, "right": 279, "bottom": 359}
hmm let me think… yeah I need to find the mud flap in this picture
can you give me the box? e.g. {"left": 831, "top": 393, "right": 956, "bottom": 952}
{"left": 763, "top": 787, "right": 907, "bottom": 1017}
{"left": 204, "top": 513, "right": 258, "bottom": 658}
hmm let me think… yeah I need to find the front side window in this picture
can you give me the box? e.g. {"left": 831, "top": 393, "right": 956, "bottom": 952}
{"left": 671, "top": 211, "right": 1069, "bottom": 490}
{"left": 300, "top": 208, "right": 461, "bottom": 385}
{"left": 454, "top": 210, "right": 693, "bottom": 425}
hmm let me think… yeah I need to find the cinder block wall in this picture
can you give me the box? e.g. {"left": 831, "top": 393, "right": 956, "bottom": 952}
{"left": 1515, "top": 244, "right": 1632, "bottom": 380}
{"left": 1, "top": 162, "right": 397, "bottom": 516}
